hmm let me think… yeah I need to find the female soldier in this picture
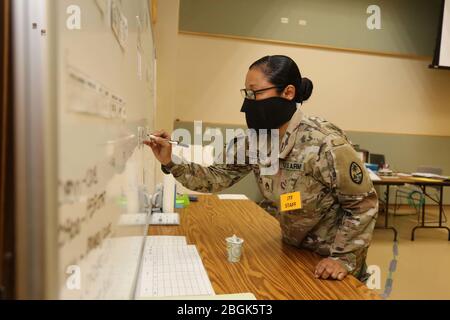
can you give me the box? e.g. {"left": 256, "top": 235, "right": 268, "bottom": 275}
{"left": 146, "top": 55, "right": 378, "bottom": 282}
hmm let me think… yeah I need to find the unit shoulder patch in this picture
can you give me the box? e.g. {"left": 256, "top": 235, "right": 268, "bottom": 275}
{"left": 349, "top": 162, "right": 363, "bottom": 185}
{"left": 331, "top": 144, "right": 372, "bottom": 195}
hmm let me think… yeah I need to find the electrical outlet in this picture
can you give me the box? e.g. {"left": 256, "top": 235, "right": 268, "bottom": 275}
{"left": 298, "top": 19, "right": 307, "bottom": 26}
{"left": 281, "top": 17, "right": 289, "bottom": 24}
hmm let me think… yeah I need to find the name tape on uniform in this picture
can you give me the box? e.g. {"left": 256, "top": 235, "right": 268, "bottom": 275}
{"left": 280, "top": 192, "right": 302, "bottom": 212}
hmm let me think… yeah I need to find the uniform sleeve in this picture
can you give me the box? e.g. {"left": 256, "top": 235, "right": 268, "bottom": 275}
{"left": 316, "top": 138, "right": 379, "bottom": 275}
{"left": 167, "top": 137, "right": 253, "bottom": 193}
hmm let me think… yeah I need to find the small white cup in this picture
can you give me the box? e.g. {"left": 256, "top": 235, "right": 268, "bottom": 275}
{"left": 226, "top": 235, "right": 244, "bottom": 263}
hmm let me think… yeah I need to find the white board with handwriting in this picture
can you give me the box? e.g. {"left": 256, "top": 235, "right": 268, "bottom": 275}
{"left": 55, "top": 0, "right": 156, "bottom": 299}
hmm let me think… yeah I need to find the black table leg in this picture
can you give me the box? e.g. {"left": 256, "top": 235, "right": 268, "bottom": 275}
{"left": 439, "top": 185, "right": 443, "bottom": 227}
{"left": 438, "top": 186, "right": 450, "bottom": 241}
{"left": 411, "top": 185, "right": 450, "bottom": 241}
{"left": 376, "top": 184, "right": 398, "bottom": 241}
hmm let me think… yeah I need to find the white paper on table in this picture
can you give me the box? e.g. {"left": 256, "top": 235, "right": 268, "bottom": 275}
{"left": 217, "top": 194, "right": 249, "bottom": 200}
{"left": 137, "top": 293, "right": 257, "bottom": 300}
{"left": 118, "top": 213, "right": 148, "bottom": 226}
{"left": 367, "top": 168, "right": 381, "bottom": 181}
{"left": 137, "top": 245, "right": 215, "bottom": 298}
{"left": 397, "top": 173, "right": 412, "bottom": 177}
{"left": 149, "top": 213, "right": 180, "bottom": 225}
{"left": 412, "top": 172, "right": 448, "bottom": 179}
{"left": 145, "top": 236, "right": 187, "bottom": 247}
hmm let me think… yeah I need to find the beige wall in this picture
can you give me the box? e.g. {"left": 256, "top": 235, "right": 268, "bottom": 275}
{"left": 153, "top": 0, "right": 179, "bottom": 182}
{"left": 156, "top": 0, "right": 450, "bottom": 138}
{"left": 154, "top": 0, "right": 178, "bottom": 134}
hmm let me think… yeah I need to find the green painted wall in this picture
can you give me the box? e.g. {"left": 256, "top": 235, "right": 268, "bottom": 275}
{"left": 347, "top": 131, "right": 450, "bottom": 205}
{"left": 179, "top": 0, "right": 442, "bottom": 57}
{"left": 347, "top": 131, "right": 450, "bottom": 176}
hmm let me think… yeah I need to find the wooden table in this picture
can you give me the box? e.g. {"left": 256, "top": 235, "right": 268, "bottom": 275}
{"left": 373, "top": 176, "right": 450, "bottom": 241}
{"left": 148, "top": 195, "right": 379, "bottom": 300}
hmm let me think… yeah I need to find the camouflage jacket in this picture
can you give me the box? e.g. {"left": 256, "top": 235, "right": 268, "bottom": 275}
{"left": 165, "top": 108, "right": 378, "bottom": 278}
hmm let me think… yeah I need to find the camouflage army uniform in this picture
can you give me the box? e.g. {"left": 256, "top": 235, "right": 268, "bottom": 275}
{"left": 163, "top": 108, "right": 378, "bottom": 280}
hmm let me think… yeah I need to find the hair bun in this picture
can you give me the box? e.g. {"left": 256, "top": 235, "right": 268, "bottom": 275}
{"left": 298, "top": 77, "right": 314, "bottom": 103}
{"left": 249, "top": 55, "right": 313, "bottom": 104}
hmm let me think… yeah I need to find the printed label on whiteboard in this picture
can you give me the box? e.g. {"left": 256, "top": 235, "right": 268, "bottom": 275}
{"left": 66, "top": 66, "right": 126, "bottom": 120}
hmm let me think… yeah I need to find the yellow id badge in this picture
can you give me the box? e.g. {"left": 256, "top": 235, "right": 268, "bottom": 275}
{"left": 280, "top": 192, "right": 302, "bottom": 212}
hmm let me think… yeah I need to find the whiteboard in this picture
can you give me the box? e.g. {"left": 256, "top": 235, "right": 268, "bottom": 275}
{"left": 14, "top": 0, "right": 157, "bottom": 299}
{"left": 438, "top": 0, "right": 450, "bottom": 67}
{"left": 57, "top": 0, "right": 157, "bottom": 299}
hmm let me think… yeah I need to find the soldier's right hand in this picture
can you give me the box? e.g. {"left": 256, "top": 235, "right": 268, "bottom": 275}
{"left": 144, "top": 130, "right": 173, "bottom": 166}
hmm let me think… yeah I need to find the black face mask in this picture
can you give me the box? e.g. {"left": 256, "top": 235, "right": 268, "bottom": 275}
{"left": 240, "top": 97, "right": 297, "bottom": 130}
